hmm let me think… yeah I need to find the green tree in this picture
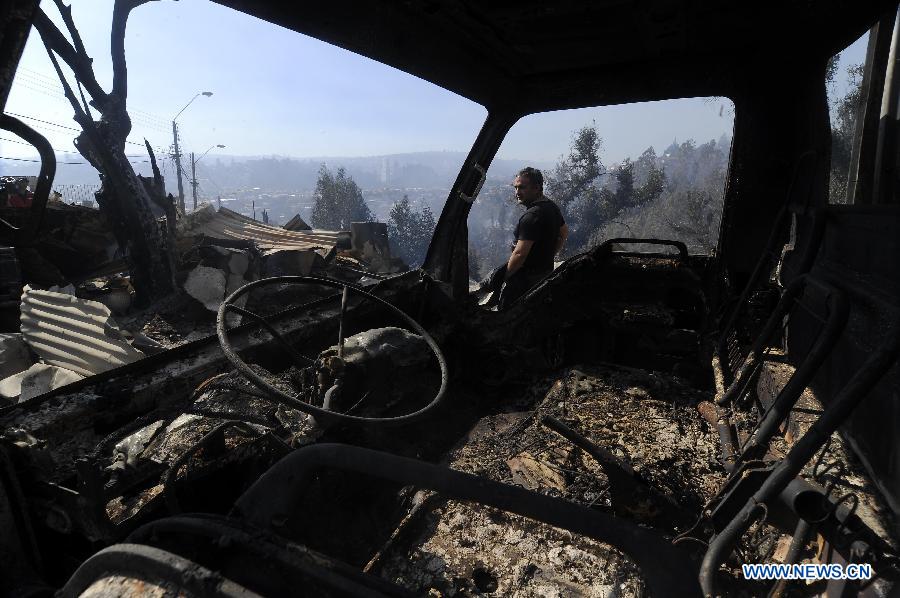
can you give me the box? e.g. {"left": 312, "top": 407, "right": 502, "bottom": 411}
{"left": 545, "top": 124, "right": 608, "bottom": 254}
{"left": 546, "top": 124, "right": 604, "bottom": 209}
{"left": 634, "top": 147, "right": 667, "bottom": 205}
{"left": 829, "top": 62, "right": 864, "bottom": 203}
{"left": 387, "top": 195, "right": 436, "bottom": 268}
{"left": 588, "top": 138, "right": 729, "bottom": 254}
{"left": 310, "top": 164, "right": 373, "bottom": 230}
{"left": 664, "top": 188, "right": 719, "bottom": 253}
{"left": 614, "top": 158, "right": 635, "bottom": 209}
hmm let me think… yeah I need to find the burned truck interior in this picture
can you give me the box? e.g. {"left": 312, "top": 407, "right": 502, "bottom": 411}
{"left": 1, "top": 1, "right": 900, "bottom": 596}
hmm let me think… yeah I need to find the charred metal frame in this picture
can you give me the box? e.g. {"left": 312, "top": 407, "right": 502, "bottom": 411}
{"left": 0, "top": 2, "right": 898, "bottom": 595}
{"left": 699, "top": 313, "right": 900, "bottom": 595}
{"left": 60, "top": 543, "right": 258, "bottom": 597}
{"left": 713, "top": 151, "right": 823, "bottom": 388}
{"left": 129, "top": 514, "right": 416, "bottom": 597}
{"left": 0, "top": 114, "right": 55, "bottom": 245}
{"left": 715, "top": 276, "right": 848, "bottom": 466}
{"left": 234, "top": 443, "right": 703, "bottom": 598}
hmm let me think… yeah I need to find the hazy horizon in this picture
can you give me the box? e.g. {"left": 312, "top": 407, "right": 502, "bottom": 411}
{"left": 0, "top": 0, "right": 867, "bottom": 188}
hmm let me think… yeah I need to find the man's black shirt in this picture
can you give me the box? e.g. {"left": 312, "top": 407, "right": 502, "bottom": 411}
{"left": 513, "top": 197, "right": 565, "bottom": 276}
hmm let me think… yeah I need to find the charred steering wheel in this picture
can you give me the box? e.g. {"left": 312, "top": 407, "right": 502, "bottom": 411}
{"left": 216, "top": 275, "right": 448, "bottom": 427}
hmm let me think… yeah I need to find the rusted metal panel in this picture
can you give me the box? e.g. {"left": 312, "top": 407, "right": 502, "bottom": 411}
{"left": 188, "top": 207, "right": 344, "bottom": 255}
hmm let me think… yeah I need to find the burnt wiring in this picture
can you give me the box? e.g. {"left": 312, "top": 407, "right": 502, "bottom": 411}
{"left": 161, "top": 420, "right": 290, "bottom": 514}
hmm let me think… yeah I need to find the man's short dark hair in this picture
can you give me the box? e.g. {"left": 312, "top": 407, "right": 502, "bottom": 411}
{"left": 517, "top": 167, "right": 543, "bottom": 189}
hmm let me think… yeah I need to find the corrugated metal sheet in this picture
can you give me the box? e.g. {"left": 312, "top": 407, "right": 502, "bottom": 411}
{"left": 191, "top": 207, "right": 344, "bottom": 254}
{"left": 20, "top": 287, "right": 144, "bottom": 377}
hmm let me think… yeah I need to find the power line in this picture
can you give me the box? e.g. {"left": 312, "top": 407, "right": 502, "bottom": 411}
{"left": 1, "top": 131, "right": 163, "bottom": 160}
{"left": 6, "top": 111, "right": 79, "bottom": 132}
{"left": 11, "top": 82, "right": 171, "bottom": 134}
{"left": 0, "top": 135, "right": 159, "bottom": 159}
{"left": 0, "top": 135, "right": 86, "bottom": 156}
{"left": 5, "top": 111, "right": 157, "bottom": 148}
{"left": 15, "top": 67, "right": 171, "bottom": 127}
{"left": 0, "top": 155, "right": 84, "bottom": 164}
{"left": 1, "top": 154, "right": 153, "bottom": 165}
{"left": 15, "top": 71, "right": 64, "bottom": 90}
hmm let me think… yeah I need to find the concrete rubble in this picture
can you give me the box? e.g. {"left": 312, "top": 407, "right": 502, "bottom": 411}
{"left": 182, "top": 245, "right": 255, "bottom": 312}
{"left": 183, "top": 265, "right": 229, "bottom": 312}
{"left": 0, "top": 363, "right": 84, "bottom": 403}
{"left": 0, "top": 333, "right": 33, "bottom": 379}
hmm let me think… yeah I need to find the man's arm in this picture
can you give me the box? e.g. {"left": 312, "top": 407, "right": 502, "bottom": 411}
{"left": 505, "top": 239, "right": 534, "bottom": 279}
{"left": 556, "top": 223, "right": 569, "bottom": 254}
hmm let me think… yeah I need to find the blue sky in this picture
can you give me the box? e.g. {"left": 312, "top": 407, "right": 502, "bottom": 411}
{"left": 0, "top": 0, "right": 870, "bottom": 175}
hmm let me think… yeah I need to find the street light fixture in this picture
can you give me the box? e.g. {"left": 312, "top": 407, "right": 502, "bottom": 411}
{"left": 190, "top": 144, "right": 225, "bottom": 211}
{"left": 173, "top": 91, "right": 213, "bottom": 122}
{"left": 171, "top": 91, "right": 213, "bottom": 213}
{"left": 198, "top": 144, "right": 226, "bottom": 161}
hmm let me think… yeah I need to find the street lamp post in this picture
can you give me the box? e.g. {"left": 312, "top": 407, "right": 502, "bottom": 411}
{"left": 172, "top": 91, "right": 213, "bottom": 213}
{"left": 191, "top": 144, "right": 226, "bottom": 211}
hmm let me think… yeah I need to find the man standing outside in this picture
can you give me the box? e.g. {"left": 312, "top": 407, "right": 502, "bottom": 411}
{"left": 499, "top": 167, "right": 568, "bottom": 308}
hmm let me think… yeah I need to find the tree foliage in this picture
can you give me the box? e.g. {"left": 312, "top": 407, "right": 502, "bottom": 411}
{"left": 468, "top": 126, "right": 730, "bottom": 274}
{"left": 828, "top": 59, "right": 864, "bottom": 203}
{"left": 591, "top": 138, "right": 730, "bottom": 253}
{"left": 546, "top": 124, "right": 604, "bottom": 208}
{"left": 310, "top": 164, "right": 373, "bottom": 230}
{"left": 542, "top": 125, "right": 671, "bottom": 254}
{"left": 387, "top": 195, "right": 435, "bottom": 268}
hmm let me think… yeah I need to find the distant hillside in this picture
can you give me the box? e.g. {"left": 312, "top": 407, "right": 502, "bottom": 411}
{"left": 197, "top": 152, "right": 552, "bottom": 193}
{"left": 0, "top": 151, "right": 553, "bottom": 194}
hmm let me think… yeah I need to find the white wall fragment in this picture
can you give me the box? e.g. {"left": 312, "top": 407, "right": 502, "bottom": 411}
{"left": 183, "top": 265, "right": 227, "bottom": 312}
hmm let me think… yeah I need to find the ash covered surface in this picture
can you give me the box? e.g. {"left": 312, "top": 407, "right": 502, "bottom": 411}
{"left": 378, "top": 364, "right": 725, "bottom": 596}
{"left": 381, "top": 501, "right": 644, "bottom": 597}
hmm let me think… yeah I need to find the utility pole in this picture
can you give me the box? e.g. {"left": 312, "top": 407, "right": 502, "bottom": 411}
{"left": 190, "top": 152, "right": 199, "bottom": 211}
{"left": 171, "top": 91, "right": 214, "bottom": 213}
{"left": 172, "top": 121, "right": 185, "bottom": 213}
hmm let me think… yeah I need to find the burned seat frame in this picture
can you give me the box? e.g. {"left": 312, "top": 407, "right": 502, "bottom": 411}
{"left": 230, "top": 442, "right": 704, "bottom": 597}
{"left": 697, "top": 280, "right": 900, "bottom": 595}
{"left": 60, "top": 443, "right": 703, "bottom": 596}
{"left": 712, "top": 274, "right": 849, "bottom": 467}
{"left": 713, "top": 151, "right": 825, "bottom": 395}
